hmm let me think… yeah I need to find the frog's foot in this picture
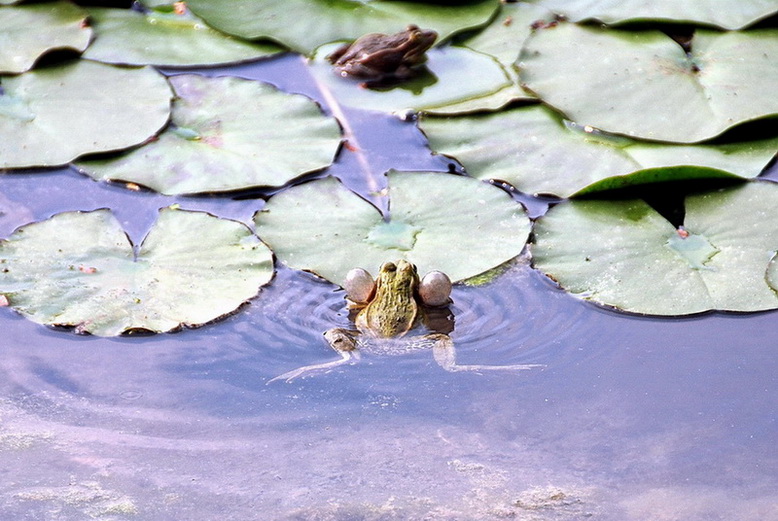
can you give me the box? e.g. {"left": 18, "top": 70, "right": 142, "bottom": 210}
{"left": 428, "top": 333, "right": 545, "bottom": 374}
{"left": 267, "top": 328, "right": 360, "bottom": 384}
{"left": 267, "top": 350, "right": 359, "bottom": 384}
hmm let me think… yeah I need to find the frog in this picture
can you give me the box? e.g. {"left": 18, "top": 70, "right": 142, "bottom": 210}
{"left": 269, "top": 260, "right": 542, "bottom": 383}
{"left": 327, "top": 25, "right": 438, "bottom": 82}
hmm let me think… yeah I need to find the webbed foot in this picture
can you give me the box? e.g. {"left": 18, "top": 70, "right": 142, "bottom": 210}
{"left": 267, "top": 328, "right": 360, "bottom": 384}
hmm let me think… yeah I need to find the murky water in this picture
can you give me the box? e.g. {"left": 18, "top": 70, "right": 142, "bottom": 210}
{"left": 1, "top": 55, "right": 777, "bottom": 520}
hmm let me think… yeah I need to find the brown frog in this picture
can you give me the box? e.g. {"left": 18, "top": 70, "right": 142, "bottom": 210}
{"left": 327, "top": 25, "right": 437, "bottom": 81}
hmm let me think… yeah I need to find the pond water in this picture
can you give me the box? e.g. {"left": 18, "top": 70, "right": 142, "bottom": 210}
{"left": 1, "top": 54, "right": 777, "bottom": 520}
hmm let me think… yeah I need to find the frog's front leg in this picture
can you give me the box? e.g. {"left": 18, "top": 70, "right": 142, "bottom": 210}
{"left": 428, "top": 333, "right": 544, "bottom": 373}
{"left": 267, "top": 328, "right": 361, "bottom": 384}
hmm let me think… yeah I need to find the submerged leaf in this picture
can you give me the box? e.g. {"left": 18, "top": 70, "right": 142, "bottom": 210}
{"left": 767, "top": 254, "right": 778, "bottom": 293}
{"left": 0, "top": 1, "right": 92, "bottom": 74}
{"left": 77, "top": 74, "right": 341, "bottom": 194}
{"left": 83, "top": 7, "right": 281, "bottom": 66}
{"left": 254, "top": 171, "right": 530, "bottom": 285}
{"left": 519, "top": 23, "right": 778, "bottom": 143}
{"left": 0, "top": 60, "right": 172, "bottom": 168}
{"left": 0, "top": 208, "right": 274, "bottom": 336}
{"left": 309, "top": 44, "right": 511, "bottom": 114}
{"left": 532, "top": 182, "right": 778, "bottom": 315}
{"left": 421, "top": 105, "right": 778, "bottom": 198}
{"left": 179, "top": 0, "right": 500, "bottom": 54}
{"left": 530, "top": 0, "right": 778, "bottom": 30}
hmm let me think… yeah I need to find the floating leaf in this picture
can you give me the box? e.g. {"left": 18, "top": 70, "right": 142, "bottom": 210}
{"left": 532, "top": 182, "right": 778, "bottom": 315}
{"left": 421, "top": 105, "right": 778, "bottom": 198}
{"left": 530, "top": 0, "right": 778, "bottom": 30}
{"left": 519, "top": 23, "right": 778, "bottom": 143}
{"left": 309, "top": 44, "right": 511, "bottom": 114}
{"left": 0, "top": 208, "right": 274, "bottom": 336}
{"left": 83, "top": 7, "right": 281, "bottom": 67}
{"left": 179, "top": 0, "right": 500, "bottom": 54}
{"left": 0, "top": 1, "right": 92, "bottom": 74}
{"left": 426, "top": 2, "right": 554, "bottom": 114}
{"left": 76, "top": 74, "right": 341, "bottom": 194}
{"left": 254, "top": 171, "right": 530, "bottom": 285}
{"left": 0, "top": 60, "right": 172, "bottom": 168}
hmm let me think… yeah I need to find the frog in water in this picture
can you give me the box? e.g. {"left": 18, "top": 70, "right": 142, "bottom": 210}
{"left": 327, "top": 25, "right": 437, "bottom": 82}
{"left": 270, "top": 260, "right": 542, "bottom": 383}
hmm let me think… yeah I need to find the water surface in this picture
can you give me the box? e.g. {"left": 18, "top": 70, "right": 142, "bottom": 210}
{"left": 0, "top": 54, "right": 776, "bottom": 521}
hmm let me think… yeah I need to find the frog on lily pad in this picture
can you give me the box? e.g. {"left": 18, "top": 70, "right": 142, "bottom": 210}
{"left": 270, "top": 260, "right": 542, "bottom": 382}
{"left": 327, "top": 24, "right": 437, "bottom": 82}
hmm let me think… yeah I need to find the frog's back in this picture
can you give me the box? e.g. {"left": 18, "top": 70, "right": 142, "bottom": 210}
{"left": 355, "top": 299, "right": 417, "bottom": 338}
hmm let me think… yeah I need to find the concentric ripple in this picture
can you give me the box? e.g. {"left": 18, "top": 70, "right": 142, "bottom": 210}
{"left": 449, "top": 256, "right": 603, "bottom": 369}
{"left": 245, "top": 258, "right": 611, "bottom": 377}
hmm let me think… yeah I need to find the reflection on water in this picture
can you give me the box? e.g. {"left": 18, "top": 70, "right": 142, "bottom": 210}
{"left": 1, "top": 57, "right": 777, "bottom": 520}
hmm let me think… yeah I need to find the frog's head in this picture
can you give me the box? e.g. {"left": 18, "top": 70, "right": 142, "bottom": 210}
{"left": 402, "top": 25, "right": 438, "bottom": 63}
{"left": 375, "top": 260, "right": 419, "bottom": 299}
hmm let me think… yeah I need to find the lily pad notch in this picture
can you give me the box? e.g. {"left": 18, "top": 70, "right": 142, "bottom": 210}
{"left": 0, "top": 207, "right": 275, "bottom": 336}
{"left": 254, "top": 170, "right": 531, "bottom": 286}
{"left": 532, "top": 181, "right": 778, "bottom": 316}
{"left": 519, "top": 23, "right": 778, "bottom": 143}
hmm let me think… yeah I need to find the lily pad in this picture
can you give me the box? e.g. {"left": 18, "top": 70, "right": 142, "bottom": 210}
{"left": 530, "top": 0, "right": 778, "bottom": 30}
{"left": 532, "top": 182, "right": 778, "bottom": 315}
{"left": 309, "top": 44, "right": 511, "bottom": 114}
{"left": 0, "top": 60, "right": 172, "bottom": 169}
{"left": 76, "top": 74, "right": 341, "bottom": 194}
{"left": 0, "top": 207, "right": 274, "bottom": 336}
{"left": 519, "top": 23, "right": 778, "bottom": 143}
{"left": 253, "top": 171, "right": 530, "bottom": 285}
{"left": 421, "top": 105, "right": 778, "bottom": 198}
{"left": 83, "top": 6, "right": 281, "bottom": 67}
{"left": 426, "top": 2, "right": 554, "bottom": 114}
{"left": 0, "top": 1, "right": 92, "bottom": 74}
{"left": 179, "top": 0, "right": 500, "bottom": 54}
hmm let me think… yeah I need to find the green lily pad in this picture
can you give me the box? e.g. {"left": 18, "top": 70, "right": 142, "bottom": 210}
{"left": 76, "top": 74, "right": 341, "bottom": 195}
{"left": 83, "top": 6, "right": 281, "bottom": 67}
{"left": 0, "top": 60, "right": 172, "bottom": 169}
{"left": 421, "top": 105, "right": 778, "bottom": 198}
{"left": 532, "top": 182, "right": 778, "bottom": 315}
{"left": 426, "top": 2, "right": 554, "bottom": 114}
{"left": 253, "top": 171, "right": 530, "bottom": 285}
{"left": 179, "top": 0, "right": 499, "bottom": 54}
{"left": 0, "top": 207, "right": 274, "bottom": 336}
{"left": 519, "top": 23, "right": 778, "bottom": 143}
{"left": 309, "top": 43, "right": 511, "bottom": 114}
{"left": 530, "top": 0, "right": 778, "bottom": 30}
{"left": 0, "top": 1, "right": 92, "bottom": 74}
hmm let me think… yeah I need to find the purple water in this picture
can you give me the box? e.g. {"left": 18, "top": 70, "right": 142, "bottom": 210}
{"left": 0, "top": 54, "right": 776, "bottom": 520}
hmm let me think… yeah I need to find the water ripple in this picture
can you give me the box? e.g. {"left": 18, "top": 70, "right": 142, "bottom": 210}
{"left": 244, "top": 259, "right": 607, "bottom": 375}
